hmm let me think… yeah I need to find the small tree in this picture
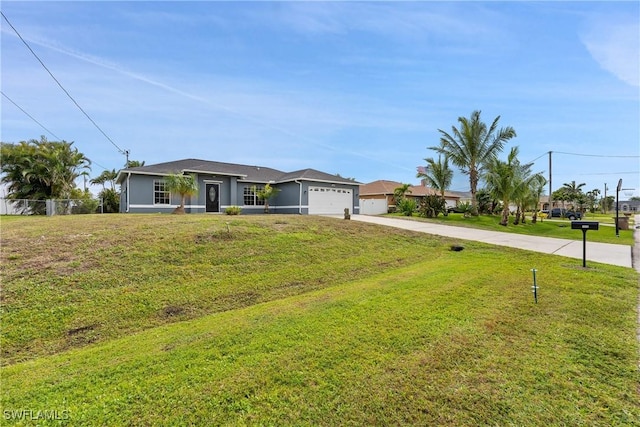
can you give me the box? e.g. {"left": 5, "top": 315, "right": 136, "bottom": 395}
{"left": 165, "top": 173, "right": 199, "bottom": 214}
{"left": 392, "top": 183, "right": 412, "bottom": 212}
{"left": 253, "top": 183, "right": 280, "bottom": 213}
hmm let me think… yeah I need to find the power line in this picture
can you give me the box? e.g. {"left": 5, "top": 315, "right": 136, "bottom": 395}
{"left": 1, "top": 90, "right": 113, "bottom": 172}
{"left": 1, "top": 11, "right": 126, "bottom": 156}
{"left": 1, "top": 90, "right": 61, "bottom": 140}
{"left": 554, "top": 151, "right": 639, "bottom": 158}
{"left": 526, "top": 152, "right": 549, "bottom": 164}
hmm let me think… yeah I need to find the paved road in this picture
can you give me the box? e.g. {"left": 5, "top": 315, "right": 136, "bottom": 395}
{"left": 342, "top": 215, "right": 635, "bottom": 269}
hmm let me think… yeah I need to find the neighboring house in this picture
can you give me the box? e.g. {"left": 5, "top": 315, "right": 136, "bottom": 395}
{"left": 359, "top": 180, "right": 460, "bottom": 215}
{"left": 616, "top": 199, "right": 640, "bottom": 213}
{"left": 115, "top": 158, "right": 360, "bottom": 215}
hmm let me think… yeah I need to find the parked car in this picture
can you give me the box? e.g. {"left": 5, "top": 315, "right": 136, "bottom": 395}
{"left": 549, "top": 208, "right": 582, "bottom": 220}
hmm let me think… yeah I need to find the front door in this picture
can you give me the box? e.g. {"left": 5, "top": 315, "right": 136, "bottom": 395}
{"left": 205, "top": 183, "right": 220, "bottom": 213}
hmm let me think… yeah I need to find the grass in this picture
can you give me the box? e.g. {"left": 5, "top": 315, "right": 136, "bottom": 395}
{"left": 390, "top": 212, "right": 635, "bottom": 245}
{"left": 1, "top": 214, "right": 639, "bottom": 425}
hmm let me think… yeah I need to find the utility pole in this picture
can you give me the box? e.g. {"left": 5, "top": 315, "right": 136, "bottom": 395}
{"left": 125, "top": 149, "right": 130, "bottom": 167}
{"left": 603, "top": 183, "right": 608, "bottom": 214}
{"left": 548, "top": 151, "right": 553, "bottom": 209}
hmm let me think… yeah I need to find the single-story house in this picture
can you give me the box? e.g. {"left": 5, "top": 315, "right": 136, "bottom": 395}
{"left": 359, "top": 180, "right": 461, "bottom": 215}
{"left": 616, "top": 199, "right": 640, "bottom": 213}
{"left": 115, "top": 158, "right": 360, "bottom": 215}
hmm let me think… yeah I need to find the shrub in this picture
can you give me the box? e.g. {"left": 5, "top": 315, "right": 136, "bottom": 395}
{"left": 419, "top": 195, "right": 446, "bottom": 218}
{"left": 98, "top": 188, "right": 120, "bottom": 213}
{"left": 457, "top": 201, "right": 473, "bottom": 218}
{"left": 225, "top": 206, "right": 242, "bottom": 215}
{"left": 397, "top": 198, "right": 417, "bottom": 216}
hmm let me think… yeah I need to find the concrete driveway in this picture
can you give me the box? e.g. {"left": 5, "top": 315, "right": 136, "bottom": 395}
{"left": 343, "top": 215, "right": 635, "bottom": 269}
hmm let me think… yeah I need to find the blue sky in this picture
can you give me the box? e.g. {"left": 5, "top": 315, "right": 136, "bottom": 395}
{"left": 2, "top": 1, "right": 639, "bottom": 197}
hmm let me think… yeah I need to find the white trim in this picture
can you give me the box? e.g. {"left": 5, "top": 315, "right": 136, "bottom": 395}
{"left": 203, "top": 179, "right": 223, "bottom": 184}
{"left": 129, "top": 204, "right": 206, "bottom": 209}
{"left": 182, "top": 169, "right": 247, "bottom": 178}
{"left": 279, "top": 177, "right": 359, "bottom": 185}
{"left": 237, "top": 179, "right": 273, "bottom": 184}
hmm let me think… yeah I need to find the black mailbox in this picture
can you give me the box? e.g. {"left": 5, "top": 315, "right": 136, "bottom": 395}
{"left": 571, "top": 221, "right": 599, "bottom": 231}
{"left": 571, "top": 221, "right": 599, "bottom": 267}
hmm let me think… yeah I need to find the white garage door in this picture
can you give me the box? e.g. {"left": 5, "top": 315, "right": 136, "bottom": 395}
{"left": 308, "top": 186, "right": 353, "bottom": 215}
{"left": 360, "top": 198, "right": 388, "bottom": 215}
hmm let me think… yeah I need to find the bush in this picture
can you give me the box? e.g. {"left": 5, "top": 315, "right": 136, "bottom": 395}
{"left": 456, "top": 201, "right": 473, "bottom": 218}
{"left": 396, "top": 198, "right": 417, "bottom": 216}
{"left": 419, "top": 195, "right": 446, "bottom": 218}
{"left": 225, "top": 206, "right": 242, "bottom": 215}
{"left": 98, "top": 188, "right": 120, "bottom": 213}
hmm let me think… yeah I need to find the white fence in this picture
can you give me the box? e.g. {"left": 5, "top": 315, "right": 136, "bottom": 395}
{"left": 0, "top": 198, "right": 103, "bottom": 216}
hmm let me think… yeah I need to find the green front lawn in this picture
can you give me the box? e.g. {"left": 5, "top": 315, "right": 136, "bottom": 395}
{"left": 1, "top": 214, "right": 638, "bottom": 425}
{"left": 390, "top": 212, "right": 635, "bottom": 245}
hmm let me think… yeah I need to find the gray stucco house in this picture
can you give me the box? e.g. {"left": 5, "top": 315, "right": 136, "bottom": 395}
{"left": 115, "top": 158, "right": 360, "bottom": 215}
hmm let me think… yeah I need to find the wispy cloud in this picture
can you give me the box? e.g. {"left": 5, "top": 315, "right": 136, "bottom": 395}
{"left": 581, "top": 17, "right": 640, "bottom": 87}
{"left": 1, "top": 28, "right": 418, "bottom": 173}
{"left": 271, "top": 2, "right": 503, "bottom": 42}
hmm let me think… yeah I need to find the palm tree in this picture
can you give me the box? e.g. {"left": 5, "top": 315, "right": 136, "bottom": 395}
{"left": 1, "top": 137, "right": 90, "bottom": 201}
{"left": 253, "top": 183, "right": 281, "bottom": 213}
{"left": 561, "top": 180, "right": 586, "bottom": 209}
{"left": 417, "top": 155, "right": 453, "bottom": 198}
{"left": 126, "top": 160, "right": 145, "bottom": 168}
{"left": 484, "top": 147, "right": 520, "bottom": 226}
{"left": 431, "top": 110, "right": 516, "bottom": 215}
{"left": 586, "top": 189, "right": 600, "bottom": 213}
{"left": 90, "top": 169, "right": 118, "bottom": 190}
{"left": 529, "top": 176, "right": 547, "bottom": 224}
{"left": 165, "top": 173, "right": 199, "bottom": 214}
{"left": 392, "top": 183, "right": 412, "bottom": 208}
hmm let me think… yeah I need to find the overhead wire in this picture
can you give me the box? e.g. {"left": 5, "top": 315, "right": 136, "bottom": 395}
{"left": 1, "top": 90, "right": 61, "bottom": 140}
{"left": 1, "top": 92, "right": 112, "bottom": 172}
{"left": 554, "top": 151, "right": 639, "bottom": 158}
{"left": 1, "top": 11, "right": 126, "bottom": 156}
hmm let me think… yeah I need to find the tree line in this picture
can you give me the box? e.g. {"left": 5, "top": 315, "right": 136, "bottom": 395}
{"left": 0, "top": 136, "right": 144, "bottom": 214}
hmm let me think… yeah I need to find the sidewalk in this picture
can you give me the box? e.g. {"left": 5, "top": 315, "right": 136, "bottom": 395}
{"left": 345, "top": 215, "right": 634, "bottom": 269}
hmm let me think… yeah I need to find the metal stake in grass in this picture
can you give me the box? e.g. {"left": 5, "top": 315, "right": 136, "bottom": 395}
{"left": 531, "top": 268, "right": 538, "bottom": 303}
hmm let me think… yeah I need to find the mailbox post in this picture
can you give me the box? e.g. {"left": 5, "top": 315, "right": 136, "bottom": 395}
{"left": 571, "top": 221, "right": 599, "bottom": 267}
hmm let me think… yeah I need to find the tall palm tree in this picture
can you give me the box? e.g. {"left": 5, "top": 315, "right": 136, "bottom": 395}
{"left": 484, "top": 147, "right": 520, "bottom": 226}
{"left": 431, "top": 110, "right": 516, "bottom": 215}
{"left": 417, "top": 155, "right": 453, "bottom": 198}
{"left": 165, "top": 173, "right": 199, "bottom": 214}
